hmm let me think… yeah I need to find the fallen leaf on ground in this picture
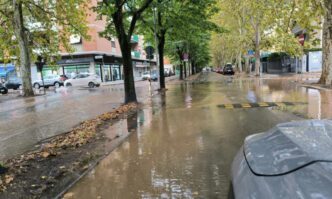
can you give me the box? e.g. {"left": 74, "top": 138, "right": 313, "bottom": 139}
{"left": 41, "top": 152, "right": 50, "bottom": 158}
{"left": 63, "top": 192, "right": 74, "bottom": 198}
{"left": 4, "top": 175, "right": 13, "bottom": 184}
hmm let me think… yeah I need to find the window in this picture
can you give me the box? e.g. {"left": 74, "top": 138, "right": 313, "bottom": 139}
{"left": 111, "top": 41, "right": 116, "bottom": 48}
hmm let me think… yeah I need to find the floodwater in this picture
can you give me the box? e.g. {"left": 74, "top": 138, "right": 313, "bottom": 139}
{"left": 65, "top": 73, "right": 332, "bottom": 199}
{"left": 0, "top": 81, "right": 156, "bottom": 161}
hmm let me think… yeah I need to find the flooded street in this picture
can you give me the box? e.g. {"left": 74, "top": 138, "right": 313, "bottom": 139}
{"left": 65, "top": 73, "right": 332, "bottom": 198}
{"left": 0, "top": 81, "right": 157, "bottom": 161}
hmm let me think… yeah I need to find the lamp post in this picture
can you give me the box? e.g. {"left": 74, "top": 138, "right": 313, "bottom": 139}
{"left": 35, "top": 56, "right": 46, "bottom": 95}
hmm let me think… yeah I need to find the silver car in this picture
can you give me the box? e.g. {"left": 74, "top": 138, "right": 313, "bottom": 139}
{"left": 231, "top": 120, "right": 332, "bottom": 199}
{"left": 33, "top": 74, "right": 63, "bottom": 89}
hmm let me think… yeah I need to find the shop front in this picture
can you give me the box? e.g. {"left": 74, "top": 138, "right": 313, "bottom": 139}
{"left": 58, "top": 53, "right": 155, "bottom": 83}
{"left": 99, "top": 64, "right": 122, "bottom": 82}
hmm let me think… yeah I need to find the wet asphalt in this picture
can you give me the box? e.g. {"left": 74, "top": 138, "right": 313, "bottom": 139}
{"left": 64, "top": 72, "right": 332, "bottom": 199}
{"left": 0, "top": 81, "right": 158, "bottom": 161}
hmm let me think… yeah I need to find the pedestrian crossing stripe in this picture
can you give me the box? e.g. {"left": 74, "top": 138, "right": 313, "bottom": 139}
{"left": 224, "top": 104, "right": 234, "bottom": 109}
{"left": 218, "top": 102, "right": 302, "bottom": 109}
{"left": 275, "top": 102, "right": 286, "bottom": 107}
{"left": 242, "top": 103, "right": 251, "bottom": 108}
{"left": 258, "top": 102, "right": 269, "bottom": 107}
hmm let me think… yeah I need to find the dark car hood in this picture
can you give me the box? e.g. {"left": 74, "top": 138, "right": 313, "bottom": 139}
{"left": 244, "top": 120, "right": 332, "bottom": 176}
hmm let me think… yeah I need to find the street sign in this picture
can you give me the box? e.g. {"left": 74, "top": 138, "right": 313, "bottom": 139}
{"left": 248, "top": 50, "right": 254, "bottom": 56}
{"left": 298, "top": 34, "right": 305, "bottom": 46}
{"left": 183, "top": 53, "right": 189, "bottom": 62}
{"left": 94, "top": 55, "right": 103, "bottom": 59}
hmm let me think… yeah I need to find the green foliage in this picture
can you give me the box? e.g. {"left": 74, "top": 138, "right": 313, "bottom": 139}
{"left": 0, "top": 0, "right": 89, "bottom": 64}
{"left": 136, "top": 0, "right": 218, "bottom": 69}
{"left": 95, "top": 0, "right": 154, "bottom": 40}
{"left": 210, "top": 0, "right": 324, "bottom": 66}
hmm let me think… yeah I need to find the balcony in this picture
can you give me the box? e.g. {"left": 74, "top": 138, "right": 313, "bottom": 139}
{"left": 130, "top": 35, "right": 139, "bottom": 43}
{"left": 131, "top": 51, "right": 141, "bottom": 58}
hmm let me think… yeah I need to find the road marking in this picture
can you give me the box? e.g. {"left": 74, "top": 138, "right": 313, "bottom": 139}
{"left": 224, "top": 104, "right": 234, "bottom": 109}
{"left": 258, "top": 102, "right": 269, "bottom": 107}
{"left": 241, "top": 103, "right": 252, "bottom": 108}
{"left": 275, "top": 102, "right": 286, "bottom": 107}
{"left": 218, "top": 102, "right": 302, "bottom": 109}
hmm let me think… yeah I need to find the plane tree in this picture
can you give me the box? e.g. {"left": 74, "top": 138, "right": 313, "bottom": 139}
{"left": 0, "top": 0, "right": 89, "bottom": 96}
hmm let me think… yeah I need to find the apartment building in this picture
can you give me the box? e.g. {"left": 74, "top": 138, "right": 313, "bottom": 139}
{"left": 47, "top": 0, "right": 156, "bottom": 82}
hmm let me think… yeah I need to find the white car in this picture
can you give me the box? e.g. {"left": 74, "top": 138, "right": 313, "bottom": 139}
{"left": 64, "top": 74, "right": 101, "bottom": 88}
{"left": 32, "top": 74, "right": 64, "bottom": 89}
{"left": 142, "top": 72, "right": 151, "bottom": 80}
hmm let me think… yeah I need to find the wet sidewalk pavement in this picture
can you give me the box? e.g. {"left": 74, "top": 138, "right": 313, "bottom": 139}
{"left": 65, "top": 72, "right": 332, "bottom": 199}
{"left": 0, "top": 81, "right": 160, "bottom": 161}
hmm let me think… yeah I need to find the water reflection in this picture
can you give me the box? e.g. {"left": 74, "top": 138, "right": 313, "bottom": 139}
{"left": 65, "top": 74, "right": 332, "bottom": 198}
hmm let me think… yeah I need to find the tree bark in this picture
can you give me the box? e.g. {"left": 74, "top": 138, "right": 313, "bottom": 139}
{"left": 118, "top": 36, "right": 137, "bottom": 103}
{"left": 191, "top": 60, "right": 195, "bottom": 75}
{"left": 254, "top": 23, "right": 261, "bottom": 76}
{"left": 12, "top": 0, "right": 34, "bottom": 97}
{"left": 319, "top": 0, "right": 332, "bottom": 85}
{"left": 158, "top": 32, "right": 166, "bottom": 89}
{"left": 184, "top": 61, "right": 187, "bottom": 78}
{"left": 245, "top": 56, "right": 250, "bottom": 74}
{"left": 179, "top": 63, "right": 183, "bottom": 80}
{"left": 112, "top": 11, "right": 137, "bottom": 103}
{"left": 238, "top": 52, "right": 242, "bottom": 73}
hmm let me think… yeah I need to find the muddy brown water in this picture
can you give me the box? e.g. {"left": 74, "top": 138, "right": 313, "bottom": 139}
{"left": 64, "top": 73, "right": 332, "bottom": 199}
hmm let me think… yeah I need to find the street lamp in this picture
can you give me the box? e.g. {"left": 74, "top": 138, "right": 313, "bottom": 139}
{"left": 35, "top": 56, "right": 46, "bottom": 95}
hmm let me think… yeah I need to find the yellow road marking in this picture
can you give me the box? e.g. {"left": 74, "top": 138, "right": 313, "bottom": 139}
{"left": 224, "top": 104, "right": 234, "bottom": 109}
{"left": 258, "top": 102, "right": 269, "bottom": 107}
{"left": 241, "top": 103, "right": 251, "bottom": 108}
{"left": 275, "top": 102, "right": 286, "bottom": 107}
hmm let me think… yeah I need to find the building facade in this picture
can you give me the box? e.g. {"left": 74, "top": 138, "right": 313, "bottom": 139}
{"left": 42, "top": 0, "right": 156, "bottom": 82}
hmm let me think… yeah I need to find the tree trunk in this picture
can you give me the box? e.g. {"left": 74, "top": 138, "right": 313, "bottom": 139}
{"left": 158, "top": 33, "right": 166, "bottom": 89}
{"left": 238, "top": 52, "right": 242, "bottom": 73}
{"left": 112, "top": 7, "right": 137, "bottom": 104}
{"left": 13, "top": 0, "right": 34, "bottom": 97}
{"left": 319, "top": 0, "right": 332, "bottom": 85}
{"left": 245, "top": 56, "right": 250, "bottom": 74}
{"left": 179, "top": 63, "right": 183, "bottom": 80}
{"left": 254, "top": 23, "right": 261, "bottom": 76}
{"left": 184, "top": 61, "right": 187, "bottom": 78}
{"left": 119, "top": 38, "right": 137, "bottom": 103}
{"left": 191, "top": 60, "right": 195, "bottom": 75}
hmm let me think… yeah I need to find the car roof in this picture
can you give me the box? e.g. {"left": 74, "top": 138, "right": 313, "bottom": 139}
{"left": 244, "top": 120, "right": 332, "bottom": 176}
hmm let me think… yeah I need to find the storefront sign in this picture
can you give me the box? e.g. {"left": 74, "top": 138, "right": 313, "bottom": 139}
{"left": 57, "top": 57, "right": 94, "bottom": 65}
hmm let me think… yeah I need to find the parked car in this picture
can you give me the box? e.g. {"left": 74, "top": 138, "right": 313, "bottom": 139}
{"left": 33, "top": 74, "right": 64, "bottom": 89}
{"left": 0, "top": 83, "right": 8, "bottom": 94}
{"left": 64, "top": 73, "right": 101, "bottom": 88}
{"left": 5, "top": 76, "right": 22, "bottom": 90}
{"left": 215, "top": 68, "right": 223, "bottom": 74}
{"left": 230, "top": 120, "right": 332, "bottom": 199}
{"left": 150, "top": 70, "right": 158, "bottom": 81}
{"left": 223, "top": 64, "right": 235, "bottom": 75}
{"left": 142, "top": 72, "right": 151, "bottom": 80}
